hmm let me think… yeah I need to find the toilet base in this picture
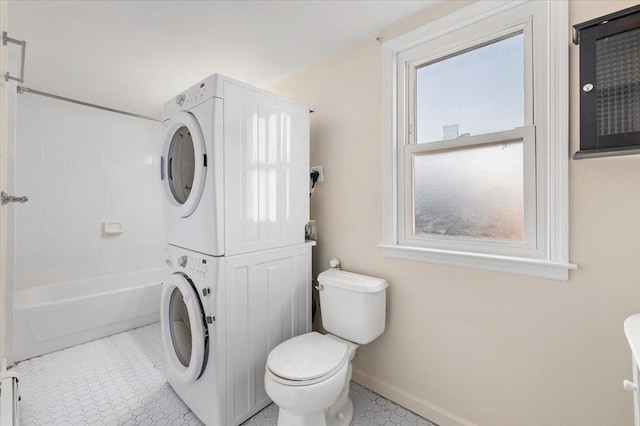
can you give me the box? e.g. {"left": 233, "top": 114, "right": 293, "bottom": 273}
{"left": 326, "top": 398, "right": 353, "bottom": 426}
{"left": 277, "top": 409, "right": 325, "bottom": 426}
{"left": 276, "top": 398, "right": 353, "bottom": 426}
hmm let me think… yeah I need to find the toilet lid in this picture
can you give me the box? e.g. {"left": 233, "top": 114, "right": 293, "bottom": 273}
{"left": 267, "top": 332, "right": 348, "bottom": 382}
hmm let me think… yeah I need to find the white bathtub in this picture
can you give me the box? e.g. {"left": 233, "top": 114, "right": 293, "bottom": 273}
{"left": 14, "top": 268, "right": 165, "bottom": 361}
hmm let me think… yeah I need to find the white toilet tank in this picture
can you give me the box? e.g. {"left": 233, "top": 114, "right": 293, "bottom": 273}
{"left": 317, "top": 268, "right": 388, "bottom": 345}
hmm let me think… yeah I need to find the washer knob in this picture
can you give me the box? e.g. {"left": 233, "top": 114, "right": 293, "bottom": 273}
{"left": 178, "top": 255, "right": 187, "bottom": 268}
{"left": 176, "top": 94, "right": 186, "bottom": 106}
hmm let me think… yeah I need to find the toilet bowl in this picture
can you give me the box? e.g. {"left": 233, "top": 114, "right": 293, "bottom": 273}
{"left": 264, "top": 332, "right": 358, "bottom": 426}
{"left": 264, "top": 266, "right": 388, "bottom": 426}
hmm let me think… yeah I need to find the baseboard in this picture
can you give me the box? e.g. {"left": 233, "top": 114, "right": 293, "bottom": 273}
{"left": 352, "top": 368, "right": 476, "bottom": 426}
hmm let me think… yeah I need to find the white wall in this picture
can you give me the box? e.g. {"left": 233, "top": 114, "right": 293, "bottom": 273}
{"left": 270, "top": 1, "right": 640, "bottom": 425}
{"left": 14, "top": 94, "right": 165, "bottom": 290}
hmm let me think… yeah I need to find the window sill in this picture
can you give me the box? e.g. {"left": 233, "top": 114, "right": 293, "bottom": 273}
{"left": 378, "top": 244, "right": 577, "bottom": 281}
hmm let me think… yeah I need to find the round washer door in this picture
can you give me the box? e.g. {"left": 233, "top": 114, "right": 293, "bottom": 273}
{"left": 161, "top": 111, "right": 206, "bottom": 218}
{"left": 161, "top": 273, "right": 207, "bottom": 383}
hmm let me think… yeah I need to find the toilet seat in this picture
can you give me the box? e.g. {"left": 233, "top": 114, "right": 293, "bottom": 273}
{"left": 267, "top": 332, "right": 348, "bottom": 386}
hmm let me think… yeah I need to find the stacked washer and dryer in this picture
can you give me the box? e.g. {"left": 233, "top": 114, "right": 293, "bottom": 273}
{"left": 159, "top": 74, "right": 314, "bottom": 425}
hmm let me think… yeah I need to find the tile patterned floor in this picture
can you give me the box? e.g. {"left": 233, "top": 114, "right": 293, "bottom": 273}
{"left": 16, "top": 323, "right": 436, "bottom": 426}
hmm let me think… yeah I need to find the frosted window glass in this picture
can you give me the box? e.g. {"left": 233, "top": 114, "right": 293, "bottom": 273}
{"left": 413, "top": 141, "right": 524, "bottom": 242}
{"left": 416, "top": 33, "right": 524, "bottom": 143}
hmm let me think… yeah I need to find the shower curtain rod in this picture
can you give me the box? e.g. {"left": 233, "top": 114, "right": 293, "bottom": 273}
{"left": 17, "top": 86, "right": 165, "bottom": 122}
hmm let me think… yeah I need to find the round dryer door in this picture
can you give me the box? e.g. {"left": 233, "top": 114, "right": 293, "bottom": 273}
{"left": 161, "top": 111, "right": 207, "bottom": 218}
{"left": 161, "top": 273, "right": 208, "bottom": 383}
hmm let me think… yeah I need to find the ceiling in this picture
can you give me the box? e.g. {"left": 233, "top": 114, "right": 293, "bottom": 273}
{"left": 7, "top": 0, "right": 438, "bottom": 117}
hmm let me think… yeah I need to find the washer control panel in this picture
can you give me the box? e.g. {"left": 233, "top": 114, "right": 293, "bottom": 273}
{"left": 187, "top": 257, "right": 210, "bottom": 280}
{"left": 174, "top": 253, "right": 210, "bottom": 280}
{"left": 166, "top": 246, "right": 217, "bottom": 283}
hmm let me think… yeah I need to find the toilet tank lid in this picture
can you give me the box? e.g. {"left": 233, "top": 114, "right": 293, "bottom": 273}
{"left": 317, "top": 269, "right": 388, "bottom": 293}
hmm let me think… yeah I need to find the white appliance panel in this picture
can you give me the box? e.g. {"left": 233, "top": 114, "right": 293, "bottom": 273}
{"left": 223, "top": 81, "right": 310, "bottom": 256}
{"left": 224, "top": 244, "right": 312, "bottom": 425}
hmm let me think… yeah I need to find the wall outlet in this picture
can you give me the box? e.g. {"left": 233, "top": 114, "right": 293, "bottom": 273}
{"left": 311, "top": 166, "right": 324, "bottom": 183}
{"left": 305, "top": 220, "right": 317, "bottom": 240}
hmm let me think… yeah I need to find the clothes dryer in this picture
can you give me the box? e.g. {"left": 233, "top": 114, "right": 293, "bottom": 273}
{"left": 161, "top": 74, "right": 310, "bottom": 256}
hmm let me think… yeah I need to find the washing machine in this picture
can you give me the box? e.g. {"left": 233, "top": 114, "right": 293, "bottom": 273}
{"left": 162, "top": 243, "right": 313, "bottom": 425}
{"left": 162, "top": 245, "right": 226, "bottom": 425}
{"left": 161, "top": 74, "right": 310, "bottom": 257}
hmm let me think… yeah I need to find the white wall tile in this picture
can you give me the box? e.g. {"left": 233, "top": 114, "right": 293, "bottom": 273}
{"left": 39, "top": 266, "right": 68, "bottom": 287}
{"left": 43, "top": 140, "right": 66, "bottom": 187}
{"left": 15, "top": 268, "right": 44, "bottom": 289}
{"left": 42, "top": 219, "right": 66, "bottom": 239}
{"left": 16, "top": 220, "right": 43, "bottom": 256}
{"left": 18, "top": 185, "right": 43, "bottom": 223}
{"left": 15, "top": 95, "right": 165, "bottom": 289}
{"left": 16, "top": 127, "right": 44, "bottom": 188}
{"left": 43, "top": 186, "right": 66, "bottom": 222}
{"left": 43, "top": 238, "right": 66, "bottom": 269}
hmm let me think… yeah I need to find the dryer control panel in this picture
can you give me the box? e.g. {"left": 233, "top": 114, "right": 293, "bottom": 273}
{"left": 163, "top": 74, "right": 224, "bottom": 118}
{"left": 175, "top": 84, "right": 207, "bottom": 109}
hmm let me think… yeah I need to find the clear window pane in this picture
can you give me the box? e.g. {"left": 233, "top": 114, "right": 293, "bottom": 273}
{"left": 596, "top": 27, "right": 640, "bottom": 136}
{"left": 413, "top": 141, "right": 524, "bottom": 243}
{"left": 169, "top": 287, "right": 193, "bottom": 367}
{"left": 416, "top": 33, "right": 524, "bottom": 143}
{"left": 168, "top": 126, "right": 195, "bottom": 204}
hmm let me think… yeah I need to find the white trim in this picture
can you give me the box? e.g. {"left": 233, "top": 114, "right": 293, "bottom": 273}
{"left": 0, "top": 0, "right": 8, "bottom": 377}
{"left": 404, "top": 126, "right": 532, "bottom": 153}
{"left": 382, "top": 45, "right": 398, "bottom": 245}
{"left": 380, "top": 244, "right": 576, "bottom": 281}
{"left": 381, "top": 0, "right": 573, "bottom": 280}
{"left": 546, "top": 0, "right": 570, "bottom": 264}
{"left": 383, "top": 1, "right": 529, "bottom": 53}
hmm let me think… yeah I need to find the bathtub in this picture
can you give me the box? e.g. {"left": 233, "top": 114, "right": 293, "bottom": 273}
{"left": 13, "top": 268, "right": 165, "bottom": 362}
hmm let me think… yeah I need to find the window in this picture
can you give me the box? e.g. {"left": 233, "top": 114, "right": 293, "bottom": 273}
{"left": 573, "top": 5, "right": 640, "bottom": 159}
{"left": 381, "top": 0, "right": 575, "bottom": 280}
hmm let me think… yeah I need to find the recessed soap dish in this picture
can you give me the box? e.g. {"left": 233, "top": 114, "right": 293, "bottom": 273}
{"left": 103, "top": 221, "right": 123, "bottom": 235}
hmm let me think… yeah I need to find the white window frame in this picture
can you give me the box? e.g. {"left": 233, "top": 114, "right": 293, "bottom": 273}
{"left": 380, "top": 0, "right": 576, "bottom": 281}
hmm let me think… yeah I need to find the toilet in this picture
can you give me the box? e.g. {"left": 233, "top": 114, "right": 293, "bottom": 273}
{"left": 264, "top": 265, "right": 388, "bottom": 426}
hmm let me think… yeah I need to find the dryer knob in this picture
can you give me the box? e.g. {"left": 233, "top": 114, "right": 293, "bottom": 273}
{"left": 176, "top": 94, "right": 186, "bottom": 106}
{"left": 178, "top": 255, "right": 187, "bottom": 268}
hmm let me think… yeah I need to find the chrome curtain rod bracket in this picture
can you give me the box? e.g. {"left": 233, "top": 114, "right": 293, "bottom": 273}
{"left": 17, "top": 86, "right": 165, "bottom": 122}
{"left": 2, "top": 31, "right": 27, "bottom": 83}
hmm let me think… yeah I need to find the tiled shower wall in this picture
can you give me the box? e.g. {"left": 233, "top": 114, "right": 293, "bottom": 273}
{"left": 14, "top": 94, "right": 165, "bottom": 289}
